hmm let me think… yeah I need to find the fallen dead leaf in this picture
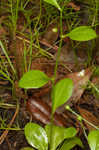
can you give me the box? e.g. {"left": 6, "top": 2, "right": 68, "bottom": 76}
{"left": 66, "top": 68, "right": 93, "bottom": 103}
{"left": 67, "top": 2, "right": 80, "bottom": 11}
{"left": 41, "top": 22, "right": 59, "bottom": 45}
{"left": 57, "top": 68, "right": 93, "bottom": 112}
{"left": 27, "top": 98, "right": 67, "bottom": 127}
{"left": 54, "top": 44, "right": 76, "bottom": 63}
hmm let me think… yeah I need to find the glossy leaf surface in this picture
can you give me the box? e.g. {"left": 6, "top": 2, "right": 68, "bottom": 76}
{"left": 25, "top": 123, "right": 48, "bottom": 150}
{"left": 60, "top": 137, "right": 84, "bottom": 150}
{"left": 52, "top": 78, "right": 73, "bottom": 113}
{"left": 44, "top": 0, "right": 61, "bottom": 11}
{"left": 88, "top": 130, "right": 99, "bottom": 150}
{"left": 45, "top": 124, "right": 77, "bottom": 150}
{"left": 19, "top": 70, "right": 50, "bottom": 89}
{"left": 67, "top": 26, "right": 97, "bottom": 41}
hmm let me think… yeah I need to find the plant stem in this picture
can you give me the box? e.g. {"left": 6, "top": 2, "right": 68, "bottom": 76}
{"left": 50, "top": 10, "right": 63, "bottom": 150}
{"left": 28, "top": 0, "right": 42, "bottom": 70}
{"left": 28, "top": 31, "right": 34, "bottom": 70}
{"left": 95, "top": 0, "right": 98, "bottom": 25}
{"left": 66, "top": 106, "right": 99, "bottom": 130}
{"left": 0, "top": 127, "right": 22, "bottom": 131}
{"left": 90, "top": 81, "right": 99, "bottom": 94}
{"left": 0, "top": 41, "right": 16, "bottom": 75}
{"left": 80, "top": 121, "right": 88, "bottom": 140}
{"left": 0, "top": 70, "right": 13, "bottom": 84}
{"left": 53, "top": 10, "right": 63, "bottom": 82}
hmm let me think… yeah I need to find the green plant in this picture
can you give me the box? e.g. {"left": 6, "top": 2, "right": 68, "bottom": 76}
{"left": 62, "top": 26, "right": 97, "bottom": 41}
{"left": 18, "top": 0, "right": 98, "bottom": 150}
{"left": 0, "top": 0, "right": 98, "bottom": 149}
{"left": 0, "top": 41, "right": 16, "bottom": 76}
{"left": 19, "top": 70, "right": 81, "bottom": 150}
{"left": 88, "top": 130, "right": 99, "bottom": 150}
{"left": 19, "top": 68, "right": 99, "bottom": 150}
{"left": 24, "top": 123, "right": 83, "bottom": 150}
{"left": 8, "top": 0, "right": 20, "bottom": 35}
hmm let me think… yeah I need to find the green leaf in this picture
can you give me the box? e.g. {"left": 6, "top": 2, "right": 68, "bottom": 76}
{"left": 67, "top": 26, "right": 97, "bottom": 41}
{"left": 52, "top": 78, "right": 73, "bottom": 113}
{"left": 60, "top": 137, "right": 84, "bottom": 150}
{"left": 24, "top": 123, "right": 48, "bottom": 150}
{"left": 88, "top": 130, "right": 99, "bottom": 150}
{"left": 19, "top": 70, "right": 50, "bottom": 89}
{"left": 20, "top": 147, "right": 35, "bottom": 150}
{"left": 45, "top": 124, "right": 77, "bottom": 150}
{"left": 44, "top": 0, "right": 61, "bottom": 11}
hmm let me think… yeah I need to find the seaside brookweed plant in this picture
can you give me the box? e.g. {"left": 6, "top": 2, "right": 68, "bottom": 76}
{"left": 18, "top": 0, "right": 98, "bottom": 150}
{"left": 19, "top": 70, "right": 83, "bottom": 150}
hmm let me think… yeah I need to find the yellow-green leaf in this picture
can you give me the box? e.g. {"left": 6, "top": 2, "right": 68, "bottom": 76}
{"left": 19, "top": 70, "right": 50, "bottom": 89}
{"left": 67, "top": 26, "right": 97, "bottom": 41}
{"left": 44, "top": 0, "right": 61, "bottom": 11}
{"left": 25, "top": 123, "right": 48, "bottom": 150}
{"left": 52, "top": 78, "right": 73, "bottom": 114}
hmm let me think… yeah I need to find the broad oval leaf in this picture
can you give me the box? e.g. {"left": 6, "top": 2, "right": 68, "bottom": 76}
{"left": 44, "top": 0, "right": 61, "bottom": 11}
{"left": 88, "top": 130, "right": 99, "bottom": 150}
{"left": 67, "top": 26, "right": 97, "bottom": 41}
{"left": 24, "top": 123, "right": 48, "bottom": 150}
{"left": 20, "top": 147, "right": 35, "bottom": 150}
{"left": 52, "top": 78, "right": 73, "bottom": 114}
{"left": 45, "top": 124, "right": 77, "bottom": 150}
{"left": 19, "top": 70, "right": 50, "bottom": 89}
{"left": 60, "top": 137, "right": 84, "bottom": 150}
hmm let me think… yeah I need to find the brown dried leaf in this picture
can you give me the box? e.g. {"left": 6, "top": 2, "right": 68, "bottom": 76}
{"left": 67, "top": 2, "right": 80, "bottom": 11}
{"left": 55, "top": 44, "right": 75, "bottom": 63}
{"left": 27, "top": 98, "right": 67, "bottom": 126}
{"left": 55, "top": 43, "right": 87, "bottom": 64}
{"left": 31, "top": 57, "right": 55, "bottom": 77}
{"left": 41, "top": 22, "right": 59, "bottom": 45}
{"left": 78, "top": 106, "right": 99, "bottom": 131}
{"left": 66, "top": 68, "right": 92, "bottom": 103}
{"left": 92, "top": 76, "right": 99, "bottom": 85}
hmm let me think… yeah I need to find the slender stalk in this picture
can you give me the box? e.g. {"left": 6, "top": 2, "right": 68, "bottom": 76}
{"left": 28, "top": 32, "right": 34, "bottom": 70}
{"left": 92, "top": 0, "right": 98, "bottom": 26}
{"left": 66, "top": 106, "right": 99, "bottom": 130}
{"left": 28, "top": 0, "right": 42, "bottom": 70}
{"left": 16, "top": 35, "right": 54, "bottom": 58}
{"left": 50, "top": 10, "right": 63, "bottom": 150}
{"left": 0, "top": 127, "right": 22, "bottom": 131}
{"left": 90, "top": 81, "right": 99, "bottom": 94}
{"left": 80, "top": 121, "right": 88, "bottom": 140}
{"left": 0, "top": 70, "right": 13, "bottom": 84}
{"left": 35, "top": 0, "right": 42, "bottom": 29}
{"left": 0, "top": 103, "right": 16, "bottom": 109}
{"left": 95, "top": 0, "right": 98, "bottom": 25}
{"left": 0, "top": 41, "right": 16, "bottom": 75}
{"left": 53, "top": 10, "right": 63, "bottom": 82}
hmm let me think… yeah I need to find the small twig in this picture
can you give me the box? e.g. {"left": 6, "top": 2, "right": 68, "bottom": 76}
{"left": 16, "top": 35, "right": 54, "bottom": 59}
{"left": 40, "top": 38, "right": 58, "bottom": 51}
